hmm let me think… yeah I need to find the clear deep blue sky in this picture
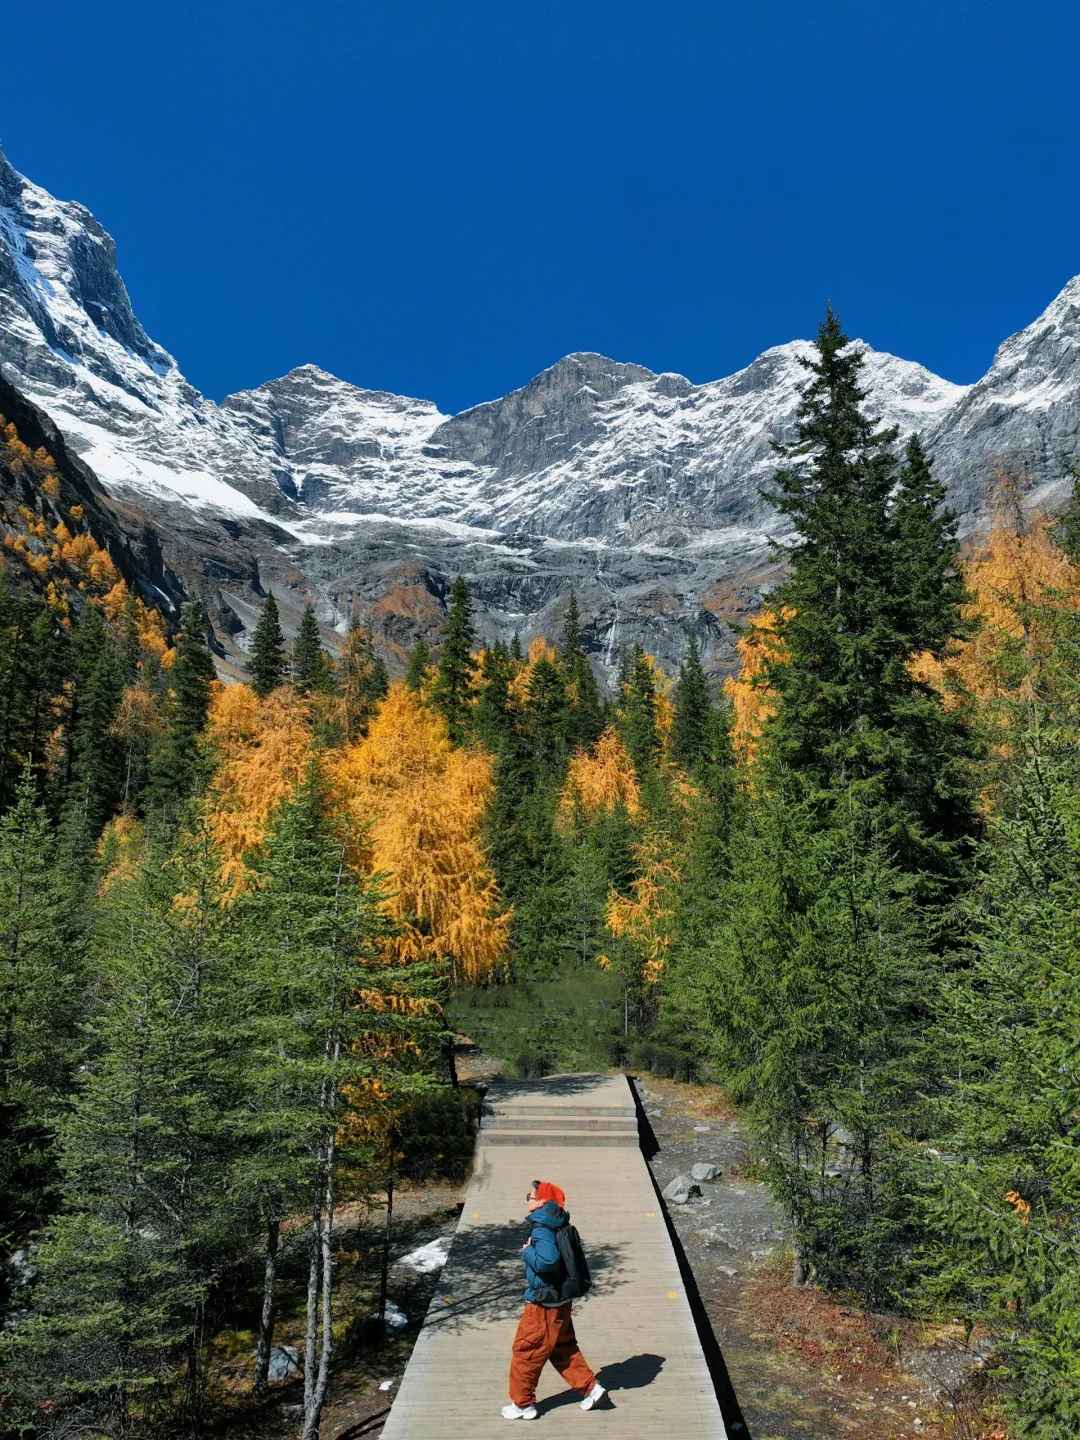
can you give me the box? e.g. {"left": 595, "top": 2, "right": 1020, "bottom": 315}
{"left": 4, "top": 1, "right": 1080, "bottom": 414}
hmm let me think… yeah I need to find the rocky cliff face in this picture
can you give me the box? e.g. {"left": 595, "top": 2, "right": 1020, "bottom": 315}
{"left": 1, "top": 141, "right": 1078, "bottom": 686}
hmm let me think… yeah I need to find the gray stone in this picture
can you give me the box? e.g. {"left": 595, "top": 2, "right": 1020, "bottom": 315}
{"left": 266, "top": 1345, "right": 301, "bottom": 1382}
{"left": 691, "top": 1162, "right": 720, "bottom": 1183}
{"left": 661, "top": 1174, "right": 702, "bottom": 1205}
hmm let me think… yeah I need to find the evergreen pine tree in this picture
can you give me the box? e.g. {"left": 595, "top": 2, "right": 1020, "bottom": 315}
{"left": 763, "top": 307, "right": 978, "bottom": 872}
{"left": 246, "top": 593, "right": 287, "bottom": 698}
{"left": 233, "top": 762, "right": 438, "bottom": 1437}
{"left": 921, "top": 660, "right": 1080, "bottom": 1435}
{"left": 891, "top": 432, "right": 969, "bottom": 654}
{"left": 1056, "top": 456, "right": 1080, "bottom": 564}
{"left": 147, "top": 601, "right": 216, "bottom": 811}
{"left": 667, "top": 704, "right": 736, "bottom": 985}
{"left": 433, "top": 577, "right": 476, "bottom": 743}
{"left": 118, "top": 590, "right": 143, "bottom": 685}
{"left": 2, "top": 820, "right": 245, "bottom": 1432}
{"left": 292, "top": 604, "right": 333, "bottom": 696}
{"left": 510, "top": 631, "right": 523, "bottom": 663}
{"left": 0, "top": 765, "right": 85, "bottom": 1239}
{"left": 404, "top": 636, "right": 432, "bottom": 693}
{"left": 0, "top": 581, "right": 69, "bottom": 807}
{"left": 339, "top": 619, "right": 387, "bottom": 739}
{"left": 671, "top": 633, "right": 711, "bottom": 771}
{"left": 64, "top": 605, "right": 124, "bottom": 839}
{"left": 688, "top": 308, "right": 980, "bottom": 1301}
{"left": 474, "top": 641, "right": 512, "bottom": 747}
{"left": 562, "top": 592, "right": 604, "bottom": 751}
{"left": 618, "top": 645, "right": 661, "bottom": 778}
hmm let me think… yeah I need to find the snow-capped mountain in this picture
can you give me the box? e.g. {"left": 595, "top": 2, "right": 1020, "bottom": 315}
{"left": 1, "top": 139, "right": 1079, "bottom": 682}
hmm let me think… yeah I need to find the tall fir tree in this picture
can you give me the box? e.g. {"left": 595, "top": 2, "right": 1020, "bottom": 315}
{"left": 148, "top": 601, "right": 216, "bottom": 811}
{"left": 2, "top": 820, "right": 246, "bottom": 1433}
{"left": 0, "top": 765, "right": 85, "bottom": 1240}
{"left": 233, "top": 763, "right": 438, "bottom": 1438}
{"left": 670, "top": 633, "right": 711, "bottom": 772}
{"left": 891, "top": 432, "right": 969, "bottom": 654}
{"left": 562, "top": 592, "right": 604, "bottom": 751}
{"left": 64, "top": 605, "right": 124, "bottom": 841}
{"left": 1056, "top": 455, "right": 1080, "bottom": 564}
{"left": 687, "top": 308, "right": 981, "bottom": 1300}
{"left": 404, "top": 636, "right": 432, "bottom": 693}
{"left": 921, "top": 608, "right": 1080, "bottom": 1436}
{"left": 118, "top": 590, "right": 143, "bottom": 686}
{"left": 246, "top": 593, "right": 287, "bottom": 698}
{"left": 763, "top": 306, "right": 979, "bottom": 873}
{"left": 433, "top": 577, "right": 476, "bottom": 743}
{"left": 474, "top": 641, "right": 513, "bottom": 747}
{"left": 618, "top": 645, "right": 661, "bottom": 779}
{"left": 338, "top": 618, "right": 387, "bottom": 739}
{"left": 292, "top": 604, "right": 333, "bottom": 697}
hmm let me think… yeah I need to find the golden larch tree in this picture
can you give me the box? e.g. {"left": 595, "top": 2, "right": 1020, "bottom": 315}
{"left": 331, "top": 682, "right": 510, "bottom": 982}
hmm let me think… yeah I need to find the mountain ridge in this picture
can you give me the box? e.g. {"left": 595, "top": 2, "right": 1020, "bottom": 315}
{"left": 1, "top": 140, "right": 1078, "bottom": 683}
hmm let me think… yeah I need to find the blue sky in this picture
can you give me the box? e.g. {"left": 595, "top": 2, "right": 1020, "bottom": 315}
{"left": 4, "top": 1, "right": 1080, "bottom": 414}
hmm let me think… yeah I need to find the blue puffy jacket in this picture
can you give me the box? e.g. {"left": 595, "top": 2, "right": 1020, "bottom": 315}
{"left": 522, "top": 1201, "right": 568, "bottom": 1305}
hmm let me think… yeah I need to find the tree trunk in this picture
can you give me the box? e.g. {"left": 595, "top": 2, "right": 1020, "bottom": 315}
{"left": 792, "top": 1248, "right": 808, "bottom": 1286}
{"left": 377, "top": 1143, "right": 396, "bottom": 1331}
{"left": 303, "top": 1147, "right": 324, "bottom": 1419}
{"left": 252, "top": 1219, "right": 280, "bottom": 1399}
{"left": 791, "top": 1208, "right": 808, "bottom": 1286}
{"left": 302, "top": 1128, "right": 337, "bottom": 1440}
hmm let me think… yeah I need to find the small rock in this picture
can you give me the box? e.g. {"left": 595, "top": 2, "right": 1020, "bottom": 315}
{"left": 376, "top": 1300, "right": 408, "bottom": 1330}
{"left": 691, "top": 1162, "right": 719, "bottom": 1182}
{"left": 6, "top": 1249, "right": 36, "bottom": 1287}
{"left": 265, "top": 1345, "right": 301, "bottom": 1382}
{"left": 719, "top": 1266, "right": 738, "bottom": 1277}
{"left": 693, "top": 1124, "right": 711, "bottom": 1132}
{"left": 661, "top": 1174, "right": 702, "bottom": 1205}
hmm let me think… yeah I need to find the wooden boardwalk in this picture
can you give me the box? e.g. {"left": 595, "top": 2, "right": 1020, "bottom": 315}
{"left": 380, "top": 1073, "right": 729, "bottom": 1439}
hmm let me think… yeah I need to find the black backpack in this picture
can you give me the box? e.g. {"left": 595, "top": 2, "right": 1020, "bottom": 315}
{"left": 553, "top": 1222, "right": 592, "bottom": 1300}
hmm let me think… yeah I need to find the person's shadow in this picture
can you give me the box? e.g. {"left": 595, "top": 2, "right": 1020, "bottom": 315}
{"left": 535, "top": 1353, "right": 664, "bottom": 1413}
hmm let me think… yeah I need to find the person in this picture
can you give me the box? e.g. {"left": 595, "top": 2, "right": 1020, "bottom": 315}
{"left": 501, "top": 1179, "right": 605, "bottom": 1421}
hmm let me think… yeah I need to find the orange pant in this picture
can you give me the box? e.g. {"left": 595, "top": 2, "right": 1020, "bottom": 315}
{"left": 509, "top": 1301, "right": 597, "bottom": 1407}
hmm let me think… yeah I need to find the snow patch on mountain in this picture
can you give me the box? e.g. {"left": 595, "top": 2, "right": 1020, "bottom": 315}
{"left": 2, "top": 139, "right": 1080, "bottom": 573}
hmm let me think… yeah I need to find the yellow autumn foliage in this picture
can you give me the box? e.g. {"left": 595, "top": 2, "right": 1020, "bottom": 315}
{"left": 725, "top": 607, "right": 792, "bottom": 764}
{"left": 506, "top": 635, "right": 560, "bottom": 708}
{"left": 911, "top": 508, "right": 1080, "bottom": 712}
{"left": 603, "top": 833, "right": 681, "bottom": 987}
{"left": 558, "top": 725, "right": 641, "bottom": 823}
{"left": 332, "top": 682, "right": 510, "bottom": 982}
{"left": 206, "top": 684, "right": 315, "bottom": 890}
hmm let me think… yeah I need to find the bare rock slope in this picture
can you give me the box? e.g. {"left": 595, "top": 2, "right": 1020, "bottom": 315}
{"left": 1, "top": 141, "right": 1078, "bottom": 680}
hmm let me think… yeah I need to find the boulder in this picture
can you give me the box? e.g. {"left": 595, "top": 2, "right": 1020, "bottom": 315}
{"left": 691, "top": 1162, "right": 720, "bottom": 1183}
{"left": 378, "top": 1299, "right": 409, "bottom": 1330}
{"left": 661, "top": 1174, "right": 702, "bottom": 1205}
{"left": 266, "top": 1345, "right": 301, "bottom": 1382}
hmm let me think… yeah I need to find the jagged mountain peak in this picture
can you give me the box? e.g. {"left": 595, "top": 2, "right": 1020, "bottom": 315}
{"left": 0, "top": 141, "right": 169, "bottom": 380}
{"left": 2, "top": 143, "right": 1080, "bottom": 682}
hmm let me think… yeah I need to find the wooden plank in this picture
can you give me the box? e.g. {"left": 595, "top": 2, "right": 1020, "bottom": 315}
{"left": 380, "top": 1074, "right": 728, "bottom": 1439}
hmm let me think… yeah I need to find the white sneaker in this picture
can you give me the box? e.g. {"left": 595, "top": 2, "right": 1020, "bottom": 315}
{"left": 501, "top": 1402, "right": 538, "bottom": 1420}
{"left": 580, "top": 1382, "right": 606, "bottom": 1411}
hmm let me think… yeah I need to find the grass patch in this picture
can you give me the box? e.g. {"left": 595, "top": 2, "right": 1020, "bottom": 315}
{"left": 448, "top": 960, "right": 626, "bottom": 1076}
